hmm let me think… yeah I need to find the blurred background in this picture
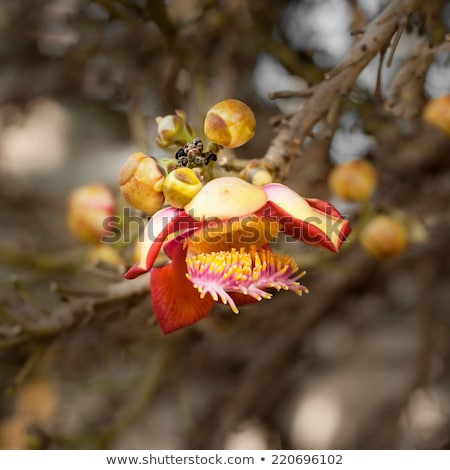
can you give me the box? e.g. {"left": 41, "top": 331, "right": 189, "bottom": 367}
{"left": 0, "top": 0, "right": 450, "bottom": 450}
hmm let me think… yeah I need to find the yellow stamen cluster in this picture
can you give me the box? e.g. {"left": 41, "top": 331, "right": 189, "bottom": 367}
{"left": 185, "top": 245, "right": 308, "bottom": 314}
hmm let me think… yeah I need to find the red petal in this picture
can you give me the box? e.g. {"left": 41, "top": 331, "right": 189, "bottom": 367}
{"left": 304, "top": 197, "right": 343, "bottom": 219}
{"left": 257, "top": 200, "right": 351, "bottom": 252}
{"left": 125, "top": 208, "right": 199, "bottom": 279}
{"left": 150, "top": 243, "right": 214, "bottom": 334}
{"left": 260, "top": 183, "right": 351, "bottom": 252}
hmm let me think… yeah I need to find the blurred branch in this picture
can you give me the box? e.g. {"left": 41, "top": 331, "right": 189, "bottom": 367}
{"left": 263, "top": 0, "right": 423, "bottom": 180}
{"left": 0, "top": 274, "right": 150, "bottom": 347}
{"left": 0, "top": 244, "right": 84, "bottom": 272}
{"left": 385, "top": 39, "right": 450, "bottom": 119}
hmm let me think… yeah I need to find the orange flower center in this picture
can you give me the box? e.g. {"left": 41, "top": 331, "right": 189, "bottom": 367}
{"left": 186, "top": 216, "right": 280, "bottom": 255}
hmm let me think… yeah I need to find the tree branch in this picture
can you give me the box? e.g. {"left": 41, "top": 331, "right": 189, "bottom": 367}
{"left": 263, "top": 0, "right": 423, "bottom": 180}
{"left": 0, "top": 274, "right": 150, "bottom": 345}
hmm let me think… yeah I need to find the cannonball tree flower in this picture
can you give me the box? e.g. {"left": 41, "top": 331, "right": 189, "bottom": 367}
{"left": 125, "top": 177, "right": 351, "bottom": 334}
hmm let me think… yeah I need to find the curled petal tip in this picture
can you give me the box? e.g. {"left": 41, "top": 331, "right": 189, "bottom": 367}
{"left": 261, "top": 184, "right": 351, "bottom": 252}
{"left": 124, "top": 264, "right": 148, "bottom": 280}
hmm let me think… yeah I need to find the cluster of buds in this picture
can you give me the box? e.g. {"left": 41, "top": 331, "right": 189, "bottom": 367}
{"left": 119, "top": 99, "right": 258, "bottom": 215}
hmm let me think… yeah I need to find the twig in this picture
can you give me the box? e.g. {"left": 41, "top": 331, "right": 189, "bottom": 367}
{"left": 0, "top": 324, "right": 21, "bottom": 337}
{"left": 385, "top": 40, "right": 450, "bottom": 119}
{"left": 0, "top": 302, "right": 29, "bottom": 334}
{"left": 83, "top": 264, "right": 125, "bottom": 282}
{"left": 10, "top": 343, "right": 47, "bottom": 390}
{"left": 269, "top": 88, "right": 314, "bottom": 100}
{"left": 50, "top": 282, "right": 107, "bottom": 298}
{"left": 11, "top": 277, "right": 51, "bottom": 315}
{"left": 0, "top": 244, "right": 83, "bottom": 272}
{"left": 375, "top": 47, "right": 387, "bottom": 100}
{"left": 386, "top": 19, "right": 407, "bottom": 68}
{"left": 0, "top": 335, "right": 33, "bottom": 348}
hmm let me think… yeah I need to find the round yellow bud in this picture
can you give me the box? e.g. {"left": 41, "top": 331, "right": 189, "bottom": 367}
{"left": 240, "top": 161, "right": 273, "bottom": 187}
{"left": 119, "top": 152, "right": 165, "bottom": 214}
{"left": 251, "top": 168, "right": 273, "bottom": 186}
{"left": 162, "top": 168, "right": 202, "bottom": 209}
{"left": 328, "top": 160, "right": 377, "bottom": 202}
{"left": 360, "top": 215, "right": 408, "bottom": 259}
{"left": 204, "top": 99, "right": 256, "bottom": 148}
{"left": 422, "top": 95, "right": 450, "bottom": 138}
{"left": 67, "top": 184, "right": 116, "bottom": 244}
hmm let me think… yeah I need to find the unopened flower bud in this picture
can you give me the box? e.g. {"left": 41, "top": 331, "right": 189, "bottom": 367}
{"left": 328, "top": 160, "right": 377, "bottom": 202}
{"left": 67, "top": 184, "right": 115, "bottom": 244}
{"left": 204, "top": 99, "right": 256, "bottom": 148}
{"left": 240, "top": 161, "right": 273, "bottom": 187}
{"left": 162, "top": 168, "right": 202, "bottom": 209}
{"left": 422, "top": 95, "right": 450, "bottom": 138}
{"left": 119, "top": 152, "right": 165, "bottom": 214}
{"left": 360, "top": 215, "right": 408, "bottom": 259}
{"left": 155, "top": 110, "right": 195, "bottom": 148}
